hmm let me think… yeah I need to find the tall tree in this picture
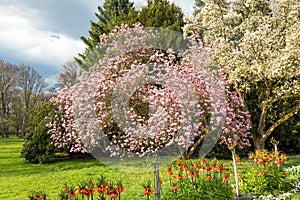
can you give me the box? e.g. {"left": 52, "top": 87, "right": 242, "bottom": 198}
{"left": 76, "top": 0, "right": 138, "bottom": 70}
{"left": 55, "top": 59, "right": 80, "bottom": 90}
{"left": 17, "top": 64, "right": 47, "bottom": 137}
{"left": 0, "top": 60, "right": 18, "bottom": 138}
{"left": 185, "top": 0, "right": 300, "bottom": 150}
{"left": 138, "top": 0, "right": 184, "bottom": 32}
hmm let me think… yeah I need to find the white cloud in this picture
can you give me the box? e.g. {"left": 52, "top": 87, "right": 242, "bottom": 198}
{"left": 0, "top": 0, "right": 194, "bottom": 88}
{"left": 0, "top": 4, "right": 85, "bottom": 70}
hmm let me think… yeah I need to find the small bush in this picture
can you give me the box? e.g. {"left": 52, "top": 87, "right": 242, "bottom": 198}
{"left": 21, "top": 102, "right": 56, "bottom": 164}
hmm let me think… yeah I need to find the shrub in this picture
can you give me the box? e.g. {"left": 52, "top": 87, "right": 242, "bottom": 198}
{"left": 21, "top": 102, "right": 57, "bottom": 164}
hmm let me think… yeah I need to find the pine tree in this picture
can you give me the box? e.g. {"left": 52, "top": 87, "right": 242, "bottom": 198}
{"left": 137, "top": 0, "right": 186, "bottom": 53}
{"left": 76, "top": 0, "right": 138, "bottom": 70}
{"left": 138, "top": 0, "right": 184, "bottom": 32}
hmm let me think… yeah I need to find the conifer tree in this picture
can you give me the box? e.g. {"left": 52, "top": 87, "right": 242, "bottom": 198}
{"left": 76, "top": 0, "right": 138, "bottom": 70}
{"left": 138, "top": 0, "right": 184, "bottom": 32}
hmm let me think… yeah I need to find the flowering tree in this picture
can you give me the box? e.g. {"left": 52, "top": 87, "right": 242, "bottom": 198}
{"left": 47, "top": 23, "right": 251, "bottom": 164}
{"left": 184, "top": 0, "right": 300, "bottom": 150}
{"left": 47, "top": 87, "right": 87, "bottom": 154}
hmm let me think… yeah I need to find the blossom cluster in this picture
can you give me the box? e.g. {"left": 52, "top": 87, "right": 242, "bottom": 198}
{"left": 46, "top": 87, "right": 87, "bottom": 154}
{"left": 47, "top": 23, "right": 251, "bottom": 156}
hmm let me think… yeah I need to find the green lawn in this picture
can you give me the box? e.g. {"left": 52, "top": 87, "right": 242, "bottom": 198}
{"left": 1, "top": 137, "right": 299, "bottom": 199}
{"left": 0, "top": 137, "right": 156, "bottom": 199}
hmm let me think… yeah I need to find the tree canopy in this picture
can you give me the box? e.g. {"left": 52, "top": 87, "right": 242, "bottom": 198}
{"left": 185, "top": 0, "right": 300, "bottom": 150}
{"left": 138, "top": 0, "right": 184, "bottom": 32}
{"left": 48, "top": 24, "right": 251, "bottom": 159}
{"left": 0, "top": 60, "right": 47, "bottom": 138}
{"left": 76, "top": 0, "right": 185, "bottom": 71}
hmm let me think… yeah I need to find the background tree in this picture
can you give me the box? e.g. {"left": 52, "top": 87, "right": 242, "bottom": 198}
{"left": 76, "top": 0, "right": 138, "bottom": 70}
{"left": 18, "top": 64, "right": 47, "bottom": 137}
{"left": 0, "top": 60, "right": 18, "bottom": 138}
{"left": 21, "top": 101, "right": 56, "bottom": 164}
{"left": 185, "top": 0, "right": 300, "bottom": 150}
{"left": 0, "top": 59, "right": 48, "bottom": 138}
{"left": 138, "top": 0, "right": 184, "bottom": 32}
{"left": 55, "top": 59, "right": 80, "bottom": 90}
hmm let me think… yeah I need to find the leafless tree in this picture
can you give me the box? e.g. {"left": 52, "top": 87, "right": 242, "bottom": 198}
{"left": 0, "top": 60, "right": 18, "bottom": 138}
{"left": 17, "top": 64, "right": 47, "bottom": 137}
{"left": 55, "top": 59, "right": 80, "bottom": 90}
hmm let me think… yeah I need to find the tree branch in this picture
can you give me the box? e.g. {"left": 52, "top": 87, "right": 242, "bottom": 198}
{"left": 264, "top": 103, "right": 300, "bottom": 139}
{"left": 270, "top": 94, "right": 300, "bottom": 104}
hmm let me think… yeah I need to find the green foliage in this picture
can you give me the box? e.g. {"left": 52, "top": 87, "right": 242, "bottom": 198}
{"left": 163, "top": 178, "right": 234, "bottom": 200}
{"left": 138, "top": 0, "right": 184, "bottom": 32}
{"left": 21, "top": 102, "right": 56, "bottom": 164}
{"left": 28, "top": 190, "right": 46, "bottom": 200}
{"left": 241, "top": 166, "right": 288, "bottom": 195}
{"left": 76, "top": 0, "right": 138, "bottom": 70}
{"left": 186, "top": 0, "right": 300, "bottom": 150}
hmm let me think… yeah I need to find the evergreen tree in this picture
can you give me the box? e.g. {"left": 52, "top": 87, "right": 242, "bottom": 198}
{"left": 138, "top": 0, "right": 184, "bottom": 32}
{"left": 137, "top": 0, "right": 186, "bottom": 54}
{"left": 76, "top": 0, "right": 138, "bottom": 70}
{"left": 21, "top": 101, "right": 56, "bottom": 164}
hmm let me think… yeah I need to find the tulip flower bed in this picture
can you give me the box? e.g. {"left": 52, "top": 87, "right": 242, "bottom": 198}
{"left": 161, "top": 158, "right": 235, "bottom": 200}
{"left": 240, "top": 150, "right": 289, "bottom": 195}
{"left": 26, "top": 153, "right": 300, "bottom": 200}
{"left": 58, "top": 175, "right": 124, "bottom": 200}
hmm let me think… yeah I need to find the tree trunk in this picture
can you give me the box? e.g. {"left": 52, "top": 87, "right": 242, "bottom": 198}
{"left": 253, "top": 136, "right": 266, "bottom": 150}
{"left": 2, "top": 132, "right": 8, "bottom": 138}
{"left": 231, "top": 148, "right": 239, "bottom": 197}
{"left": 254, "top": 103, "right": 300, "bottom": 150}
{"left": 185, "top": 137, "right": 204, "bottom": 159}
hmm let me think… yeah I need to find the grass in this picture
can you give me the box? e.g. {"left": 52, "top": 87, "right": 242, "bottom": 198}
{"left": 1, "top": 136, "right": 299, "bottom": 199}
{"left": 0, "top": 137, "right": 155, "bottom": 200}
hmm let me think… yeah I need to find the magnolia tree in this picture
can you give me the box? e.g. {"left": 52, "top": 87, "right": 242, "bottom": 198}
{"left": 184, "top": 0, "right": 300, "bottom": 150}
{"left": 46, "top": 87, "right": 87, "bottom": 154}
{"left": 47, "top": 23, "right": 251, "bottom": 168}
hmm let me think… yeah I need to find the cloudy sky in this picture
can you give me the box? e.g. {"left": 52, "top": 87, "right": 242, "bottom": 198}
{"left": 0, "top": 0, "right": 194, "bottom": 88}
